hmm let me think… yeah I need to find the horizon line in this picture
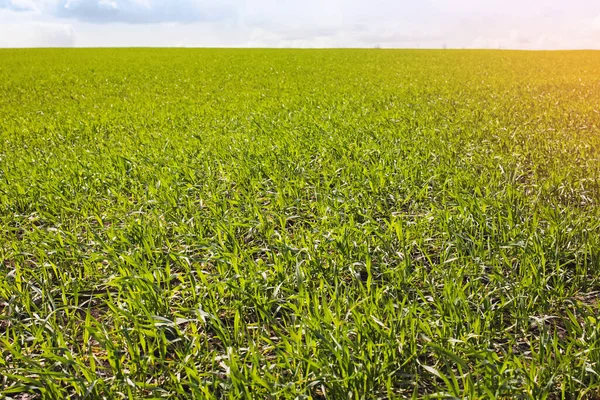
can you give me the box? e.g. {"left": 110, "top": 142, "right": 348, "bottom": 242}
{"left": 1, "top": 46, "right": 599, "bottom": 51}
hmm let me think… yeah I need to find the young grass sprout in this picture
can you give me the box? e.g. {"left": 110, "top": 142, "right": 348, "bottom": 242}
{"left": 0, "top": 49, "right": 599, "bottom": 398}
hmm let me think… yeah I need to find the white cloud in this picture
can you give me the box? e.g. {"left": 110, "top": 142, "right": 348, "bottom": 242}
{"left": 0, "top": 0, "right": 41, "bottom": 11}
{"left": 97, "top": 0, "right": 118, "bottom": 10}
{"left": 0, "top": 0, "right": 599, "bottom": 48}
{"left": 55, "top": 0, "right": 237, "bottom": 23}
{"left": 0, "top": 20, "right": 75, "bottom": 47}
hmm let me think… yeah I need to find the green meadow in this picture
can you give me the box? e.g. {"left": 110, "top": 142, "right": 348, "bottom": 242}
{"left": 0, "top": 49, "right": 599, "bottom": 398}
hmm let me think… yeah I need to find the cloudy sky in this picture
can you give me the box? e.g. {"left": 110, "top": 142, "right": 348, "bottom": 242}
{"left": 1, "top": 0, "right": 600, "bottom": 48}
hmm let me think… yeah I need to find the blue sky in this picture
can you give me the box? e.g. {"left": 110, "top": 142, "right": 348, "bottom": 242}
{"left": 0, "top": 0, "right": 599, "bottom": 48}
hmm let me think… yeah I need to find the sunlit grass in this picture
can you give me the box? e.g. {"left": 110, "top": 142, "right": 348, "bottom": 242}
{"left": 0, "top": 48, "right": 599, "bottom": 398}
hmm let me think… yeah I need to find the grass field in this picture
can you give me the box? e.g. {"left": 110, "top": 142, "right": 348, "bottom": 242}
{"left": 1, "top": 49, "right": 599, "bottom": 399}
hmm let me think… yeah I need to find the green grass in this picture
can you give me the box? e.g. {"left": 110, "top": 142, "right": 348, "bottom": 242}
{"left": 0, "top": 48, "right": 599, "bottom": 399}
